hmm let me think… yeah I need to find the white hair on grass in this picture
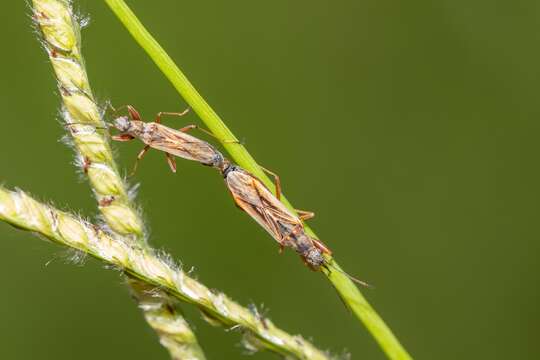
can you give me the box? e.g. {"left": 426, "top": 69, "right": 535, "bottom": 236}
{"left": 240, "top": 333, "right": 263, "bottom": 355}
{"left": 59, "top": 134, "right": 74, "bottom": 147}
{"left": 30, "top": 1, "right": 209, "bottom": 359}
{"left": 27, "top": 0, "right": 335, "bottom": 357}
{"left": 127, "top": 182, "right": 140, "bottom": 202}
{"left": 187, "top": 266, "right": 196, "bottom": 276}
{"left": 0, "top": 186, "right": 332, "bottom": 359}
{"left": 63, "top": 248, "right": 88, "bottom": 265}
{"left": 247, "top": 303, "right": 271, "bottom": 333}
{"left": 73, "top": 8, "right": 90, "bottom": 29}
{"left": 55, "top": 0, "right": 92, "bottom": 33}
{"left": 72, "top": 154, "right": 87, "bottom": 177}
{"left": 156, "top": 249, "right": 182, "bottom": 273}
{"left": 335, "top": 349, "right": 352, "bottom": 360}
{"left": 58, "top": 107, "right": 88, "bottom": 178}
{"left": 131, "top": 201, "right": 149, "bottom": 241}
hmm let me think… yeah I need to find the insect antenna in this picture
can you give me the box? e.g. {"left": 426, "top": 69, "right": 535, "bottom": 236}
{"left": 64, "top": 122, "right": 110, "bottom": 131}
{"left": 323, "top": 263, "right": 373, "bottom": 289}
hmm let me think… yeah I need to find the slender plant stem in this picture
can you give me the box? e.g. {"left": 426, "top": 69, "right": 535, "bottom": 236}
{"left": 126, "top": 278, "right": 207, "bottom": 360}
{"left": 103, "top": 1, "right": 413, "bottom": 359}
{"left": 31, "top": 1, "right": 205, "bottom": 358}
{"left": 0, "top": 187, "right": 332, "bottom": 360}
{"left": 28, "top": 1, "right": 331, "bottom": 358}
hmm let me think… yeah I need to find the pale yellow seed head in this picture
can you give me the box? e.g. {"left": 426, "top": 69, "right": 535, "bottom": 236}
{"left": 140, "top": 253, "right": 175, "bottom": 286}
{"left": 18, "top": 192, "right": 54, "bottom": 237}
{"left": 101, "top": 204, "right": 143, "bottom": 236}
{"left": 87, "top": 165, "right": 125, "bottom": 196}
{"left": 74, "top": 136, "right": 113, "bottom": 164}
{"left": 56, "top": 213, "right": 89, "bottom": 247}
{"left": 33, "top": 0, "right": 77, "bottom": 53}
{"left": 0, "top": 189, "right": 15, "bottom": 219}
{"left": 51, "top": 57, "right": 88, "bottom": 92}
{"left": 63, "top": 93, "right": 101, "bottom": 125}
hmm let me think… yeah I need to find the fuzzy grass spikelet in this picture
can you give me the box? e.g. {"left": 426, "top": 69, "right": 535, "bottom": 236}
{"left": 0, "top": 186, "right": 332, "bottom": 360}
{"left": 33, "top": 0, "right": 141, "bottom": 237}
{"left": 103, "top": 1, "right": 413, "bottom": 359}
{"left": 127, "top": 278, "right": 207, "bottom": 360}
{"left": 31, "top": 0, "right": 205, "bottom": 358}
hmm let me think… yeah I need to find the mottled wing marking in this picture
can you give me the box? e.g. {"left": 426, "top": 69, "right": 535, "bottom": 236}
{"left": 232, "top": 195, "right": 284, "bottom": 242}
{"left": 148, "top": 124, "right": 219, "bottom": 164}
{"left": 251, "top": 179, "right": 303, "bottom": 244}
{"left": 227, "top": 170, "right": 303, "bottom": 245}
{"left": 226, "top": 170, "right": 265, "bottom": 207}
{"left": 226, "top": 171, "right": 280, "bottom": 239}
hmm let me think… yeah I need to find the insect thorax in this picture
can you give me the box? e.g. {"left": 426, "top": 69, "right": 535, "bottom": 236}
{"left": 220, "top": 161, "right": 237, "bottom": 178}
{"left": 123, "top": 120, "right": 146, "bottom": 137}
{"left": 207, "top": 151, "right": 223, "bottom": 168}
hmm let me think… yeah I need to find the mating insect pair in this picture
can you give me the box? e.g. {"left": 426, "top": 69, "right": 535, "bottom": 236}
{"left": 108, "top": 105, "right": 331, "bottom": 270}
{"left": 87, "top": 105, "right": 368, "bottom": 285}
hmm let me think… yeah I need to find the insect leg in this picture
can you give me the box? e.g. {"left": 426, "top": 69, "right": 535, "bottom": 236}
{"left": 155, "top": 109, "right": 190, "bottom": 124}
{"left": 312, "top": 238, "right": 332, "bottom": 255}
{"left": 176, "top": 124, "right": 239, "bottom": 144}
{"left": 277, "top": 232, "right": 294, "bottom": 254}
{"left": 112, "top": 134, "right": 135, "bottom": 142}
{"left": 130, "top": 145, "right": 151, "bottom": 176}
{"left": 165, "top": 153, "right": 177, "bottom": 173}
{"left": 259, "top": 166, "right": 282, "bottom": 200}
{"left": 295, "top": 209, "right": 315, "bottom": 221}
{"left": 178, "top": 124, "right": 197, "bottom": 132}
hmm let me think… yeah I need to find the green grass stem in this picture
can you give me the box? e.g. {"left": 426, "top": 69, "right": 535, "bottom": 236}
{"left": 103, "top": 1, "right": 413, "bottom": 359}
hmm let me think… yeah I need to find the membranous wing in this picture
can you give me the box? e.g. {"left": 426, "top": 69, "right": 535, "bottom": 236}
{"left": 225, "top": 168, "right": 302, "bottom": 244}
{"left": 148, "top": 124, "right": 219, "bottom": 165}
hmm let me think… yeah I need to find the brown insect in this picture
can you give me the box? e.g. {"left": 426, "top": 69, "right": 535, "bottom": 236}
{"left": 109, "top": 106, "right": 368, "bottom": 284}
{"left": 219, "top": 163, "right": 332, "bottom": 270}
{"left": 110, "top": 105, "right": 224, "bottom": 175}
{"left": 219, "top": 165, "right": 369, "bottom": 285}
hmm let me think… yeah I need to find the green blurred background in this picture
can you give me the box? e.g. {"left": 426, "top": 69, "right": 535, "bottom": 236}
{"left": 1, "top": 1, "right": 538, "bottom": 359}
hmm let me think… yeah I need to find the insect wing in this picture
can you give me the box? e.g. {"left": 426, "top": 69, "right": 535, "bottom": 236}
{"left": 150, "top": 124, "right": 219, "bottom": 165}
{"left": 226, "top": 170, "right": 301, "bottom": 244}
